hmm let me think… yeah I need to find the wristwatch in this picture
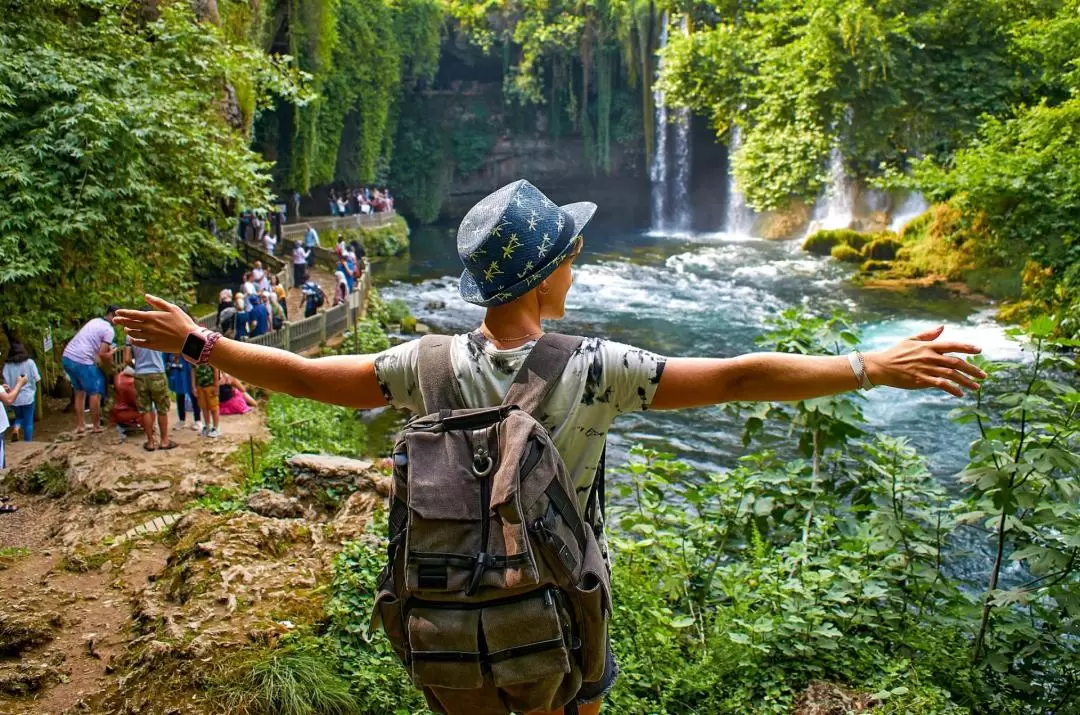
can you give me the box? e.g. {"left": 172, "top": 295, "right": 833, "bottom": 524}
{"left": 181, "top": 329, "right": 222, "bottom": 365}
{"left": 847, "top": 350, "right": 876, "bottom": 391}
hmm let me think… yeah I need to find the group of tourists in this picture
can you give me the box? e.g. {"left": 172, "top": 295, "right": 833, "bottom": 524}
{"left": 332, "top": 235, "right": 367, "bottom": 307}
{"left": 61, "top": 306, "right": 256, "bottom": 449}
{"left": 237, "top": 206, "right": 286, "bottom": 253}
{"left": 328, "top": 186, "right": 393, "bottom": 217}
{"left": 216, "top": 261, "right": 288, "bottom": 341}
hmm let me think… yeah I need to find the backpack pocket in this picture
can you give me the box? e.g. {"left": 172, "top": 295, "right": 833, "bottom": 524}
{"left": 574, "top": 572, "right": 610, "bottom": 682}
{"left": 482, "top": 588, "right": 571, "bottom": 687}
{"left": 407, "top": 606, "right": 484, "bottom": 689}
{"left": 370, "top": 589, "right": 408, "bottom": 665}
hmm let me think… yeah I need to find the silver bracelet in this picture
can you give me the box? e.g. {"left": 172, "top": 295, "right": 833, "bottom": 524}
{"left": 847, "top": 350, "right": 876, "bottom": 391}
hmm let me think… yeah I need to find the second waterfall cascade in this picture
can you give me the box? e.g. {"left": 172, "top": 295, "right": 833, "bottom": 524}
{"left": 649, "top": 15, "right": 692, "bottom": 236}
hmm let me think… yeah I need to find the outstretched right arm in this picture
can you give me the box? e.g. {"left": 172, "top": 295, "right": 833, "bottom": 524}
{"left": 115, "top": 296, "right": 389, "bottom": 410}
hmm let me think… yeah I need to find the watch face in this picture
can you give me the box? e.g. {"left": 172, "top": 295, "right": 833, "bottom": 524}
{"left": 181, "top": 333, "right": 206, "bottom": 362}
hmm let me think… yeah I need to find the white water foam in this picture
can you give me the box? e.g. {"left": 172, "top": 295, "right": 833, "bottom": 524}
{"left": 724, "top": 125, "right": 756, "bottom": 237}
{"left": 807, "top": 147, "right": 855, "bottom": 235}
{"left": 889, "top": 192, "right": 930, "bottom": 233}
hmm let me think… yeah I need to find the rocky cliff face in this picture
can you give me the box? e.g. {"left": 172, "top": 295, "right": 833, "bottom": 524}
{"left": 445, "top": 134, "right": 649, "bottom": 225}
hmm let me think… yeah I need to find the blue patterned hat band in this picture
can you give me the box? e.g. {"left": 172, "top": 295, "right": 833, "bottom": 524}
{"left": 457, "top": 180, "right": 597, "bottom": 307}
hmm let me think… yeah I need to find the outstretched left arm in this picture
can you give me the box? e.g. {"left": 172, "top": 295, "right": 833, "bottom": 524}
{"left": 651, "top": 326, "right": 985, "bottom": 411}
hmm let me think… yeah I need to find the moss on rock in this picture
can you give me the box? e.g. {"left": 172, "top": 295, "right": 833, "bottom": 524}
{"left": 803, "top": 229, "right": 866, "bottom": 256}
{"left": 862, "top": 235, "right": 902, "bottom": 261}
{"left": 831, "top": 244, "right": 863, "bottom": 264}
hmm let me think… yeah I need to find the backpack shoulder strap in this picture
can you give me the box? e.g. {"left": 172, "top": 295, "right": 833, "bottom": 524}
{"left": 501, "top": 333, "right": 584, "bottom": 416}
{"left": 417, "top": 334, "right": 466, "bottom": 413}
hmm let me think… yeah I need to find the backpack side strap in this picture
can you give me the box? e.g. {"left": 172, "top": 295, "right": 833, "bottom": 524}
{"left": 501, "top": 333, "right": 584, "bottom": 416}
{"left": 417, "top": 334, "right": 467, "bottom": 413}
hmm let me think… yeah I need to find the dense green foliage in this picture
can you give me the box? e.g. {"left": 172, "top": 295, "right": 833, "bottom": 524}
{"left": 0, "top": 0, "right": 298, "bottom": 355}
{"left": 334, "top": 217, "right": 411, "bottom": 258}
{"left": 257, "top": 0, "right": 443, "bottom": 191}
{"left": 195, "top": 392, "right": 372, "bottom": 513}
{"left": 656, "top": 0, "right": 1068, "bottom": 210}
{"left": 652, "top": 0, "right": 1080, "bottom": 334}
{"left": 270, "top": 311, "right": 1079, "bottom": 714}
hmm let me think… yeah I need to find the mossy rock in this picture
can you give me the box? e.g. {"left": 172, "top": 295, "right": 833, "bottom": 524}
{"left": 802, "top": 229, "right": 867, "bottom": 256}
{"left": 830, "top": 244, "right": 863, "bottom": 264}
{"left": 861, "top": 259, "right": 894, "bottom": 272}
{"left": 863, "top": 236, "right": 902, "bottom": 261}
{"left": 5, "top": 462, "right": 68, "bottom": 498}
{"left": 0, "top": 613, "right": 56, "bottom": 656}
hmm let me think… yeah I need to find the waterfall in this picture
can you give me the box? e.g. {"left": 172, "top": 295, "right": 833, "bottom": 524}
{"left": 648, "top": 22, "right": 669, "bottom": 235}
{"left": 810, "top": 147, "right": 855, "bottom": 231}
{"left": 889, "top": 192, "right": 929, "bottom": 233}
{"left": 649, "top": 15, "right": 692, "bottom": 235}
{"left": 724, "top": 126, "right": 755, "bottom": 236}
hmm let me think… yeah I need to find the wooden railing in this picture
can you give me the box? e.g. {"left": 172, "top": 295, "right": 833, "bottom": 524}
{"left": 281, "top": 210, "right": 398, "bottom": 239}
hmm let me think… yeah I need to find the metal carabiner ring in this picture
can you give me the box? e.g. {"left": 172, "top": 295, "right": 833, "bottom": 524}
{"left": 472, "top": 456, "right": 494, "bottom": 477}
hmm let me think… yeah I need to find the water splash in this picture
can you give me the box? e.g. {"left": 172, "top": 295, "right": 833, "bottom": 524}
{"left": 809, "top": 147, "right": 855, "bottom": 231}
{"left": 889, "top": 192, "right": 930, "bottom": 233}
{"left": 724, "top": 126, "right": 755, "bottom": 236}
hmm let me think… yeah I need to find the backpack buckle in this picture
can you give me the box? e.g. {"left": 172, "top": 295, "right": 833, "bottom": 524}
{"left": 472, "top": 454, "right": 493, "bottom": 477}
{"left": 466, "top": 552, "right": 496, "bottom": 595}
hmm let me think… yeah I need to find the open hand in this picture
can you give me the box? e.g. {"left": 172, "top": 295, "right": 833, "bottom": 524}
{"left": 865, "top": 326, "right": 986, "bottom": 397}
{"left": 114, "top": 295, "right": 198, "bottom": 354}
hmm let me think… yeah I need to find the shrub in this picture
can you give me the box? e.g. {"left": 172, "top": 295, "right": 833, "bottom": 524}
{"left": 383, "top": 298, "right": 412, "bottom": 325}
{"left": 7, "top": 463, "right": 68, "bottom": 497}
{"left": 830, "top": 244, "right": 863, "bottom": 263}
{"left": 217, "top": 641, "right": 362, "bottom": 715}
{"left": 336, "top": 216, "right": 410, "bottom": 258}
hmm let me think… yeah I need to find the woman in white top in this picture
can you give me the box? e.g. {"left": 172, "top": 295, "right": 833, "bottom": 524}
{"left": 2, "top": 344, "right": 41, "bottom": 442}
{"left": 118, "top": 179, "right": 985, "bottom": 715}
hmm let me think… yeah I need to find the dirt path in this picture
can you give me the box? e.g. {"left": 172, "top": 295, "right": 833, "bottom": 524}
{"left": 0, "top": 407, "right": 267, "bottom": 714}
{"left": 284, "top": 265, "right": 337, "bottom": 320}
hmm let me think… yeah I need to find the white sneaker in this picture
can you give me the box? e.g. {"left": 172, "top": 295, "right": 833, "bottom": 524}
{"left": 200, "top": 424, "right": 210, "bottom": 437}
{"left": 192, "top": 420, "right": 203, "bottom": 432}
{"left": 177, "top": 420, "right": 186, "bottom": 432}
{"left": 208, "top": 428, "right": 221, "bottom": 438}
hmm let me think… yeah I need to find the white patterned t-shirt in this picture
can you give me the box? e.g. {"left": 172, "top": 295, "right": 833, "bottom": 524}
{"left": 373, "top": 331, "right": 667, "bottom": 510}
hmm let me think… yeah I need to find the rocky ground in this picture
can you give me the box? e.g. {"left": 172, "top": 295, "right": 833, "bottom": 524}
{"left": 0, "top": 411, "right": 387, "bottom": 715}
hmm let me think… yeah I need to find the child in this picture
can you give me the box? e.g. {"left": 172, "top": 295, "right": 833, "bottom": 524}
{"left": 191, "top": 362, "right": 221, "bottom": 438}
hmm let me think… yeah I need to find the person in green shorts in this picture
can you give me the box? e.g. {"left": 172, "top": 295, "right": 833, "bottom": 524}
{"left": 124, "top": 334, "right": 174, "bottom": 451}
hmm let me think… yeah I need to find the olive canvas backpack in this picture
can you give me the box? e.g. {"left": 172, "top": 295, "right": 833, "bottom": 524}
{"left": 370, "top": 333, "right": 611, "bottom": 714}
